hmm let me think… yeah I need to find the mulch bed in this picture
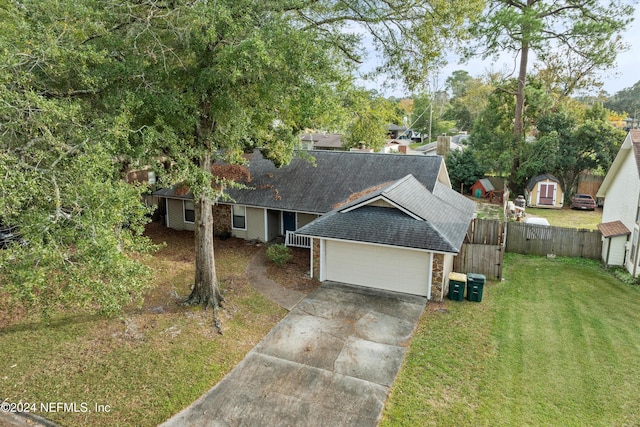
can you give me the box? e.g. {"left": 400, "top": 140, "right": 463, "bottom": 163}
{"left": 266, "top": 247, "right": 321, "bottom": 294}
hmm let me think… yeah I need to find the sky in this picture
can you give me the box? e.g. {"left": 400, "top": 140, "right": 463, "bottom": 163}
{"left": 359, "top": 5, "right": 640, "bottom": 98}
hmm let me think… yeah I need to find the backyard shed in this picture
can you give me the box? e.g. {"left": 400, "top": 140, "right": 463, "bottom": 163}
{"left": 470, "top": 178, "right": 494, "bottom": 198}
{"left": 598, "top": 221, "right": 631, "bottom": 267}
{"left": 525, "top": 174, "right": 564, "bottom": 208}
{"left": 470, "top": 177, "right": 506, "bottom": 202}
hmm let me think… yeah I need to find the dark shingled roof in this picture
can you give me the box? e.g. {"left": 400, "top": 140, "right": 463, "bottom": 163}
{"left": 155, "top": 150, "right": 446, "bottom": 214}
{"left": 300, "top": 133, "right": 343, "bottom": 150}
{"left": 526, "top": 174, "right": 561, "bottom": 191}
{"left": 297, "top": 175, "right": 476, "bottom": 253}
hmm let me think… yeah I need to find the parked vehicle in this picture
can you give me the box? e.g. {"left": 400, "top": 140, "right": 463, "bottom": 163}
{"left": 570, "top": 194, "right": 597, "bottom": 210}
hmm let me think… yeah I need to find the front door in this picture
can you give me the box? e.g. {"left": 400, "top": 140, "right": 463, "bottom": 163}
{"left": 283, "top": 211, "right": 296, "bottom": 233}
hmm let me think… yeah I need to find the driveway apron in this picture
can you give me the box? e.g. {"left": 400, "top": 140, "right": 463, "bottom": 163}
{"left": 160, "top": 281, "right": 427, "bottom": 427}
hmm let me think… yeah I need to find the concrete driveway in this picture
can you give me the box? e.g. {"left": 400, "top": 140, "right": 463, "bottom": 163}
{"left": 161, "top": 282, "right": 427, "bottom": 427}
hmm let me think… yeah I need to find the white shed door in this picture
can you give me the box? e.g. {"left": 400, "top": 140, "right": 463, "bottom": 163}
{"left": 325, "top": 240, "right": 430, "bottom": 296}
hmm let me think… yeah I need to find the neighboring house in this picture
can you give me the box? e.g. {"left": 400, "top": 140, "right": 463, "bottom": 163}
{"left": 525, "top": 174, "right": 564, "bottom": 208}
{"left": 415, "top": 139, "right": 463, "bottom": 156}
{"left": 381, "top": 141, "right": 399, "bottom": 153}
{"left": 386, "top": 124, "right": 409, "bottom": 140}
{"left": 300, "top": 133, "right": 344, "bottom": 150}
{"left": 154, "top": 150, "right": 476, "bottom": 300}
{"left": 596, "top": 129, "right": 640, "bottom": 275}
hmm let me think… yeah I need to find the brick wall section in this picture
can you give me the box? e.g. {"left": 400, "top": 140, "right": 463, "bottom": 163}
{"left": 212, "top": 204, "right": 231, "bottom": 235}
{"left": 312, "top": 238, "right": 321, "bottom": 279}
{"left": 431, "top": 253, "right": 444, "bottom": 300}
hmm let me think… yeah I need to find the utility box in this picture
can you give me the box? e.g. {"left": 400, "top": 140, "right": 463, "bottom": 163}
{"left": 467, "top": 273, "right": 486, "bottom": 302}
{"left": 448, "top": 272, "right": 467, "bottom": 301}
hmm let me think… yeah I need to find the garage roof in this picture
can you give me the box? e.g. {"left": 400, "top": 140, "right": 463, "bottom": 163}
{"left": 297, "top": 175, "right": 476, "bottom": 253}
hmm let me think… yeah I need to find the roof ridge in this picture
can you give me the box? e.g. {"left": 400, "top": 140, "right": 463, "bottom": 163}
{"left": 380, "top": 174, "right": 416, "bottom": 194}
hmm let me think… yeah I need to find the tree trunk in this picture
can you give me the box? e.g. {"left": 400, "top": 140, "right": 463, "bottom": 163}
{"left": 185, "top": 153, "right": 224, "bottom": 333}
{"left": 510, "top": 16, "right": 531, "bottom": 194}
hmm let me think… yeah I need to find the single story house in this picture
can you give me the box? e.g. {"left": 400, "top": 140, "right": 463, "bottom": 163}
{"left": 525, "top": 174, "right": 564, "bottom": 208}
{"left": 415, "top": 138, "right": 463, "bottom": 157}
{"left": 154, "top": 150, "right": 476, "bottom": 299}
{"left": 300, "top": 133, "right": 343, "bottom": 150}
{"left": 596, "top": 129, "right": 640, "bottom": 275}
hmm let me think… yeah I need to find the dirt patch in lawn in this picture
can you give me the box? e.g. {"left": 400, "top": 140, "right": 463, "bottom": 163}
{"left": 266, "top": 246, "right": 321, "bottom": 293}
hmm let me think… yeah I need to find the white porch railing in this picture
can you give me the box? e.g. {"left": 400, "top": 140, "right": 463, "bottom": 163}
{"left": 285, "top": 230, "right": 311, "bottom": 248}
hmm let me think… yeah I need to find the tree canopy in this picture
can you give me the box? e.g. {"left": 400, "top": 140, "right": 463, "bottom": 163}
{"left": 464, "top": 0, "right": 633, "bottom": 187}
{"left": 1, "top": 0, "right": 485, "bottom": 324}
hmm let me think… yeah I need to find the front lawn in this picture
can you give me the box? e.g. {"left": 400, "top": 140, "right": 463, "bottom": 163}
{"left": 0, "top": 223, "right": 286, "bottom": 427}
{"left": 382, "top": 254, "right": 640, "bottom": 426}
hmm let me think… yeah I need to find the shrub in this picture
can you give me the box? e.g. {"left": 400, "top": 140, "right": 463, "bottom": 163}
{"left": 265, "top": 244, "right": 292, "bottom": 267}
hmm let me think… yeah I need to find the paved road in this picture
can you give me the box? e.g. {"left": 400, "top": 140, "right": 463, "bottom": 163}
{"left": 161, "top": 281, "right": 427, "bottom": 427}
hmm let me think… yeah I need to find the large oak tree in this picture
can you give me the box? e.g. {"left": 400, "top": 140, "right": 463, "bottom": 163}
{"left": 2, "top": 0, "right": 483, "bottom": 329}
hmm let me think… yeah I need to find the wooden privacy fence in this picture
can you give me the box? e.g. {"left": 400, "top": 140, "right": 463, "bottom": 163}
{"left": 454, "top": 219, "right": 505, "bottom": 281}
{"left": 467, "top": 218, "right": 505, "bottom": 245}
{"left": 454, "top": 244, "right": 504, "bottom": 281}
{"left": 505, "top": 222, "right": 602, "bottom": 259}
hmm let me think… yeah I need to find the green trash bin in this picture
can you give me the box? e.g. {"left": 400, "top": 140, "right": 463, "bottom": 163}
{"left": 448, "top": 272, "right": 467, "bottom": 301}
{"left": 467, "top": 273, "right": 486, "bottom": 302}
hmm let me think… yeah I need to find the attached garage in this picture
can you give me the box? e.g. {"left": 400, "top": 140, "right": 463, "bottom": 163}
{"left": 297, "top": 175, "right": 476, "bottom": 300}
{"left": 324, "top": 240, "right": 431, "bottom": 297}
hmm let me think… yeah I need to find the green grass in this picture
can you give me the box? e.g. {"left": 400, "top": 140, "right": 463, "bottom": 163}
{"left": 382, "top": 254, "right": 640, "bottom": 426}
{"left": 526, "top": 206, "right": 602, "bottom": 230}
{"left": 0, "top": 226, "right": 286, "bottom": 427}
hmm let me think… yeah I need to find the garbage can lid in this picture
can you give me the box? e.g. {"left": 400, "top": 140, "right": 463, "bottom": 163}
{"left": 467, "top": 273, "right": 486, "bottom": 281}
{"left": 449, "top": 272, "right": 467, "bottom": 282}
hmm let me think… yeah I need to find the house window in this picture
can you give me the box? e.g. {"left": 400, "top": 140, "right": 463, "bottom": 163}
{"left": 232, "top": 205, "right": 246, "bottom": 230}
{"left": 183, "top": 200, "right": 195, "bottom": 223}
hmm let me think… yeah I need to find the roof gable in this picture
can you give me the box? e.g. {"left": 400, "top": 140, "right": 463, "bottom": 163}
{"left": 598, "top": 130, "right": 640, "bottom": 197}
{"left": 478, "top": 178, "right": 495, "bottom": 191}
{"left": 297, "top": 175, "right": 476, "bottom": 253}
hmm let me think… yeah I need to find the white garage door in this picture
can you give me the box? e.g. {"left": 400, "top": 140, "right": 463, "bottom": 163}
{"left": 325, "top": 240, "right": 430, "bottom": 296}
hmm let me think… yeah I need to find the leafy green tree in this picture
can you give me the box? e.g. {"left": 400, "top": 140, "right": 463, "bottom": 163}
{"left": 0, "top": 1, "right": 153, "bottom": 317}
{"left": 604, "top": 80, "right": 640, "bottom": 117}
{"left": 411, "top": 91, "right": 453, "bottom": 142}
{"left": 469, "top": 75, "right": 557, "bottom": 193}
{"left": 343, "top": 89, "right": 402, "bottom": 151}
{"left": 465, "top": 0, "right": 633, "bottom": 184}
{"left": 1, "top": 0, "right": 485, "bottom": 328}
{"left": 443, "top": 71, "right": 494, "bottom": 131}
{"left": 518, "top": 105, "right": 625, "bottom": 199}
{"left": 446, "top": 149, "right": 486, "bottom": 194}
{"left": 97, "top": 0, "right": 484, "bottom": 330}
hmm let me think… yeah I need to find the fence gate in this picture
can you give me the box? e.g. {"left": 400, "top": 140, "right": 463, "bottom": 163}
{"left": 454, "top": 218, "right": 505, "bottom": 280}
{"left": 453, "top": 244, "right": 504, "bottom": 281}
